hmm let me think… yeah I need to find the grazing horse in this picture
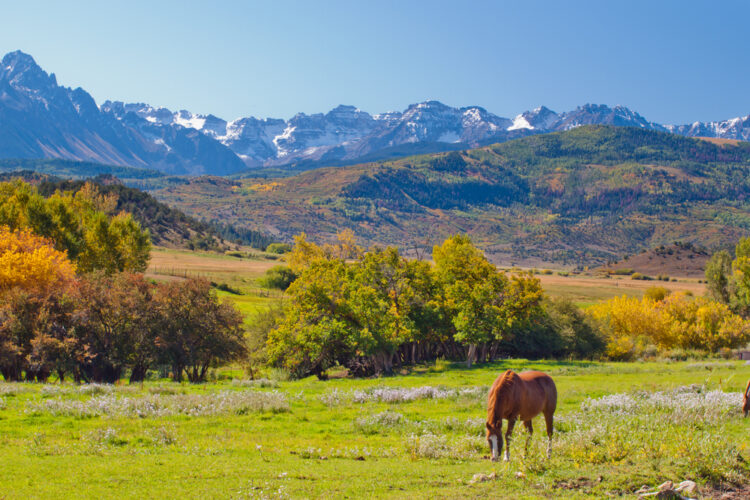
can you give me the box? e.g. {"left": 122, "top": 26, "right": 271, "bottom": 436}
{"left": 744, "top": 379, "right": 750, "bottom": 418}
{"left": 486, "top": 369, "right": 557, "bottom": 461}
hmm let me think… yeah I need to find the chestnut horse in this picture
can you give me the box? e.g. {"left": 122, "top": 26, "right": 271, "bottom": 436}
{"left": 486, "top": 369, "right": 557, "bottom": 461}
{"left": 744, "top": 379, "right": 750, "bottom": 418}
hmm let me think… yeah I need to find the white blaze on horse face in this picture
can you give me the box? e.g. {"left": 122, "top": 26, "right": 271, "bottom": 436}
{"left": 489, "top": 435, "right": 499, "bottom": 460}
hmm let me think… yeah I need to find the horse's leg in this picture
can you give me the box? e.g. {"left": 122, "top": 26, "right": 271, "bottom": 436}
{"left": 490, "top": 419, "right": 503, "bottom": 461}
{"left": 523, "top": 420, "right": 533, "bottom": 458}
{"left": 503, "top": 418, "right": 516, "bottom": 462}
{"left": 543, "top": 411, "right": 554, "bottom": 458}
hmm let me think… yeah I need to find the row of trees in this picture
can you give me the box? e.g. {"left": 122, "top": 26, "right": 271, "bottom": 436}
{"left": 0, "top": 181, "right": 246, "bottom": 383}
{"left": 0, "top": 226, "right": 245, "bottom": 383}
{"left": 261, "top": 232, "right": 750, "bottom": 378}
{"left": 263, "top": 232, "right": 605, "bottom": 378}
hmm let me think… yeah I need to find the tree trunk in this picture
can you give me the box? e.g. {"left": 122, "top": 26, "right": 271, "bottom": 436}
{"left": 171, "top": 364, "right": 183, "bottom": 382}
{"left": 489, "top": 342, "right": 500, "bottom": 361}
{"left": 479, "top": 343, "right": 490, "bottom": 364}
{"left": 129, "top": 364, "right": 148, "bottom": 384}
{"left": 380, "top": 351, "right": 394, "bottom": 374}
{"left": 466, "top": 344, "right": 477, "bottom": 368}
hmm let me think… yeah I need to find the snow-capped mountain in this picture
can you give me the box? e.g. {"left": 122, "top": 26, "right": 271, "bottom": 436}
{"left": 507, "top": 104, "right": 664, "bottom": 133}
{"left": 0, "top": 51, "right": 245, "bottom": 175}
{"left": 2, "top": 50, "right": 750, "bottom": 176}
{"left": 665, "top": 116, "right": 750, "bottom": 142}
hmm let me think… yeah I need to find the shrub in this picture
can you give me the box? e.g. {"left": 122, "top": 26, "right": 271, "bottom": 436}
{"left": 213, "top": 282, "right": 242, "bottom": 294}
{"left": 354, "top": 411, "right": 408, "bottom": 434}
{"left": 591, "top": 293, "right": 750, "bottom": 357}
{"left": 501, "top": 298, "right": 606, "bottom": 359}
{"left": 644, "top": 286, "right": 671, "bottom": 302}
{"left": 612, "top": 268, "right": 634, "bottom": 275}
{"left": 258, "top": 266, "right": 297, "bottom": 291}
{"left": 265, "top": 243, "right": 292, "bottom": 254}
{"left": 631, "top": 273, "right": 653, "bottom": 280}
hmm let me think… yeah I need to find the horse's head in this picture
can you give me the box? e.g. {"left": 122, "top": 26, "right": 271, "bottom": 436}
{"left": 743, "top": 382, "right": 750, "bottom": 418}
{"left": 486, "top": 421, "right": 502, "bottom": 461}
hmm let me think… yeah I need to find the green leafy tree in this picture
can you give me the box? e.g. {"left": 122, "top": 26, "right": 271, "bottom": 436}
{"left": 0, "top": 180, "right": 151, "bottom": 273}
{"left": 433, "top": 235, "right": 543, "bottom": 367}
{"left": 705, "top": 250, "right": 732, "bottom": 304}
{"left": 347, "top": 247, "right": 421, "bottom": 373}
{"left": 265, "top": 243, "right": 292, "bottom": 254}
{"left": 731, "top": 238, "right": 750, "bottom": 317}
{"left": 267, "top": 259, "right": 358, "bottom": 379}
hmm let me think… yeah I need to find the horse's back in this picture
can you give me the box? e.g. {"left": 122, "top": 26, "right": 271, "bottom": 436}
{"left": 519, "top": 370, "right": 557, "bottom": 414}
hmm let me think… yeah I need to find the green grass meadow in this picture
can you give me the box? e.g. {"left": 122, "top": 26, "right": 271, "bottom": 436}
{"left": 6, "top": 248, "right": 729, "bottom": 498}
{"left": 1, "top": 359, "right": 748, "bottom": 499}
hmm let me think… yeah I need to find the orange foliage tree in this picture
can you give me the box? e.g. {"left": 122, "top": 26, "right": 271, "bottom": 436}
{"left": 0, "top": 226, "right": 76, "bottom": 292}
{"left": 0, "top": 226, "right": 78, "bottom": 381}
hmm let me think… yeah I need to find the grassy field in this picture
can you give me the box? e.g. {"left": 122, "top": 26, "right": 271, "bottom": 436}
{"left": 147, "top": 247, "right": 283, "bottom": 317}
{"left": 0, "top": 360, "right": 748, "bottom": 498}
{"left": 536, "top": 274, "right": 706, "bottom": 308}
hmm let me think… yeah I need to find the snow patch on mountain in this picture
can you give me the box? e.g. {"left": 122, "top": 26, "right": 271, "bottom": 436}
{"left": 509, "top": 114, "right": 533, "bottom": 131}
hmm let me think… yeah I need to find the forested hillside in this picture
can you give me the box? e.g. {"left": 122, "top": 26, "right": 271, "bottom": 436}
{"left": 0, "top": 171, "right": 275, "bottom": 250}
{"left": 152, "top": 126, "right": 750, "bottom": 267}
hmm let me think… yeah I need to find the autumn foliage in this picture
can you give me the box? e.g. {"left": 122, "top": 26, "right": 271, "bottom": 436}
{"left": 590, "top": 292, "right": 750, "bottom": 359}
{"left": 0, "top": 226, "right": 76, "bottom": 292}
{"left": 0, "top": 182, "right": 244, "bottom": 383}
{"left": 0, "top": 180, "right": 151, "bottom": 273}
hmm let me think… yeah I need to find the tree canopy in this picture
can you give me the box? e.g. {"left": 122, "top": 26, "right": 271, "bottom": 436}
{"left": 0, "top": 180, "right": 151, "bottom": 273}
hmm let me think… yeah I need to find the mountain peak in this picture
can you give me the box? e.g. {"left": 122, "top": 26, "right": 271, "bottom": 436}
{"left": 1, "top": 50, "right": 57, "bottom": 88}
{"left": 406, "top": 100, "right": 450, "bottom": 111}
{"left": 2, "top": 50, "right": 38, "bottom": 70}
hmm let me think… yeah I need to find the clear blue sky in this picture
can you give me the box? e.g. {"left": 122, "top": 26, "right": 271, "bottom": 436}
{"left": 2, "top": 1, "right": 748, "bottom": 123}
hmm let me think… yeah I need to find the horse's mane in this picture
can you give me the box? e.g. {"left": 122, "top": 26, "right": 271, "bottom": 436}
{"left": 488, "top": 369, "right": 518, "bottom": 424}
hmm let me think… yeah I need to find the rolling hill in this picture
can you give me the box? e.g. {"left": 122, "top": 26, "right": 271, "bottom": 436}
{"left": 600, "top": 242, "right": 710, "bottom": 279}
{"left": 0, "top": 170, "right": 275, "bottom": 250}
{"left": 150, "top": 125, "right": 750, "bottom": 267}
